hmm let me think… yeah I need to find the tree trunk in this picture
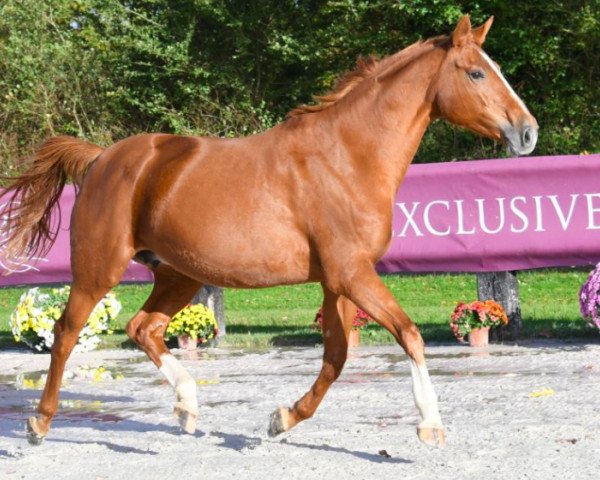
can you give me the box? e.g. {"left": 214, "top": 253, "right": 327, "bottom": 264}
{"left": 476, "top": 271, "right": 521, "bottom": 340}
{"left": 192, "top": 285, "right": 225, "bottom": 338}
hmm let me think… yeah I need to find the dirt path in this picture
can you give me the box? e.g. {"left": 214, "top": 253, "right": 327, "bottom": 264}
{"left": 1, "top": 341, "right": 599, "bottom": 479}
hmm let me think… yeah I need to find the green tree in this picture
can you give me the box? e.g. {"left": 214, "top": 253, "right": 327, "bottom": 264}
{"left": 1, "top": 0, "right": 597, "bottom": 176}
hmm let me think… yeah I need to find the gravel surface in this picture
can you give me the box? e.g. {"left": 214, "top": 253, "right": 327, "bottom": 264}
{"left": 1, "top": 341, "right": 599, "bottom": 479}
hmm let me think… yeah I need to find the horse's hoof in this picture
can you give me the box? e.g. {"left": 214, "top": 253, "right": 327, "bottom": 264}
{"left": 173, "top": 405, "right": 197, "bottom": 434}
{"left": 268, "top": 406, "right": 291, "bottom": 437}
{"left": 26, "top": 417, "right": 47, "bottom": 446}
{"left": 417, "top": 426, "right": 446, "bottom": 448}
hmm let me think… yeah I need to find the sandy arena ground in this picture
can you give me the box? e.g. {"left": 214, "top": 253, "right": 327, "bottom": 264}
{"left": 1, "top": 341, "right": 599, "bottom": 479}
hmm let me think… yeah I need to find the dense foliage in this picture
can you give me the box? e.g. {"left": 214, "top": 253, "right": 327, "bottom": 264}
{"left": 1, "top": 0, "right": 597, "bottom": 175}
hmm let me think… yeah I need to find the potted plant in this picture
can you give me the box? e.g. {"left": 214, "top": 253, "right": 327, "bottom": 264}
{"left": 313, "top": 307, "right": 372, "bottom": 347}
{"left": 10, "top": 286, "right": 121, "bottom": 352}
{"left": 579, "top": 262, "right": 600, "bottom": 331}
{"left": 450, "top": 300, "right": 509, "bottom": 347}
{"left": 165, "top": 304, "right": 218, "bottom": 350}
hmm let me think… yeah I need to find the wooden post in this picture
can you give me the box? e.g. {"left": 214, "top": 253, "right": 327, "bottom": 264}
{"left": 192, "top": 285, "right": 225, "bottom": 338}
{"left": 476, "top": 271, "right": 522, "bottom": 340}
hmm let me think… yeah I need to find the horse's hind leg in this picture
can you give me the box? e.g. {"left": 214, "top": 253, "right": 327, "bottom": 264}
{"left": 269, "top": 285, "right": 353, "bottom": 436}
{"left": 125, "top": 265, "right": 202, "bottom": 433}
{"left": 27, "top": 273, "right": 129, "bottom": 445}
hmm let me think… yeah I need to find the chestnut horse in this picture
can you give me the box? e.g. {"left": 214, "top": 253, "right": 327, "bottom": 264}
{"left": 2, "top": 15, "right": 537, "bottom": 447}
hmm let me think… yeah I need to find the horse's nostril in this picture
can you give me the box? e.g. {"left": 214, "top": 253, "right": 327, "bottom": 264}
{"left": 522, "top": 128, "right": 532, "bottom": 146}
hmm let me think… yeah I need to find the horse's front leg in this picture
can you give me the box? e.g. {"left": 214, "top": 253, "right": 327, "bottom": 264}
{"left": 327, "top": 258, "right": 445, "bottom": 448}
{"left": 268, "top": 285, "right": 353, "bottom": 436}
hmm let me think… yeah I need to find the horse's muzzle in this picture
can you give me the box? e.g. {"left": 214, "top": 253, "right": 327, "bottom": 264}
{"left": 502, "top": 122, "right": 538, "bottom": 156}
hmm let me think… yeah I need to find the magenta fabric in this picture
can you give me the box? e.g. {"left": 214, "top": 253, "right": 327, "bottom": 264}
{"left": 1, "top": 154, "right": 599, "bottom": 286}
{"left": 378, "top": 153, "right": 600, "bottom": 273}
{"left": 0, "top": 187, "right": 153, "bottom": 286}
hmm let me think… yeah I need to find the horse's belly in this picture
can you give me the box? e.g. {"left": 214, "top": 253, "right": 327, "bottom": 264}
{"left": 143, "top": 228, "right": 316, "bottom": 288}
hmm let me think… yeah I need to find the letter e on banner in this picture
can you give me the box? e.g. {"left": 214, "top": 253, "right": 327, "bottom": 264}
{"left": 585, "top": 193, "right": 600, "bottom": 230}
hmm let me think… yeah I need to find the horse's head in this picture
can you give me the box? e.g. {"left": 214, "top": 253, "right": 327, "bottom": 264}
{"left": 434, "top": 15, "right": 538, "bottom": 156}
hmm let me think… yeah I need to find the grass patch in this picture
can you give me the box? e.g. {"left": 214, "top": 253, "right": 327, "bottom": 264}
{"left": 0, "top": 269, "right": 595, "bottom": 350}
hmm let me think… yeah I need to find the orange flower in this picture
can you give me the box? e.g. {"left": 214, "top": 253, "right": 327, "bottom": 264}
{"left": 449, "top": 300, "right": 509, "bottom": 341}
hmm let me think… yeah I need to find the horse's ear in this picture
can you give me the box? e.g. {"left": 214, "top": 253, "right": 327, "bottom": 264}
{"left": 472, "top": 16, "right": 494, "bottom": 46}
{"left": 452, "top": 14, "right": 472, "bottom": 47}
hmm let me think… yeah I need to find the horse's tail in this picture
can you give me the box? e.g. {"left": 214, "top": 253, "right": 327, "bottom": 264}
{"left": 0, "top": 136, "right": 104, "bottom": 262}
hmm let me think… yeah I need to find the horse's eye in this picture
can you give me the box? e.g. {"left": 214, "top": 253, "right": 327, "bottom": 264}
{"left": 469, "top": 70, "right": 485, "bottom": 81}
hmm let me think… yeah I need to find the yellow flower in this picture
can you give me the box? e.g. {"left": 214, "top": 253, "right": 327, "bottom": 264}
{"left": 10, "top": 286, "right": 121, "bottom": 352}
{"left": 93, "top": 367, "right": 106, "bottom": 382}
{"left": 165, "top": 304, "right": 218, "bottom": 341}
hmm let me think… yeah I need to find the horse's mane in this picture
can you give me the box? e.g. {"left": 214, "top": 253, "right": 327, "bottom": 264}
{"left": 287, "top": 35, "right": 448, "bottom": 118}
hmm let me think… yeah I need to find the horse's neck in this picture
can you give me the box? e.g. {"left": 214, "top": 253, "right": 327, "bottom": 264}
{"left": 321, "top": 49, "right": 442, "bottom": 197}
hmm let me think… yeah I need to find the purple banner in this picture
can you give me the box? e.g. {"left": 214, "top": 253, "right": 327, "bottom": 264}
{"left": 0, "top": 187, "right": 153, "bottom": 286}
{"left": 378, "top": 153, "right": 600, "bottom": 273}
{"left": 1, "top": 154, "right": 599, "bottom": 285}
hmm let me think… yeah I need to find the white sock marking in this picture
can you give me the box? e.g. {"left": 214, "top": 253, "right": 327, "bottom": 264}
{"left": 159, "top": 354, "right": 198, "bottom": 415}
{"left": 409, "top": 359, "right": 443, "bottom": 428}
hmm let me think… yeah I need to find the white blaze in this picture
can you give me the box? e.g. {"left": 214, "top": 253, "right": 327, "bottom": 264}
{"left": 479, "top": 48, "right": 530, "bottom": 116}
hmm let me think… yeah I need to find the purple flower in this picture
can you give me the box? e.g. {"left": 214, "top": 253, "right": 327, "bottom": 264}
{"left": 580, "top": 263, "right": 600, "bottom": 331}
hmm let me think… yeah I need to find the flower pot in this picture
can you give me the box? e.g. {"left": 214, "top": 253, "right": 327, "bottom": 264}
{"left": 348, "top": 329, "right": 360, "bottom": 348}
{"left": 468, "top": 327, "right": 490, "bottom": 347}
{"left": 177, "top": 335, "right": 198, "bottom": 350}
